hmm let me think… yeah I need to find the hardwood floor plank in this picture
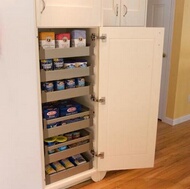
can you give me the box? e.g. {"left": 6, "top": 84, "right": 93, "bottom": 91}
{"left": 69, "top": 121, "right": 190, "bottom": 189}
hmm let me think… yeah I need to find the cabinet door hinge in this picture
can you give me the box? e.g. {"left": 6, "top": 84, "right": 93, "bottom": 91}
{"left": 91, "top": 150, "right": 104, "bottom": 159}
{"left": 91, "top": 95, "right": 106, "bottom": 105}
{"left": 91, "top": 33, "right": 107, "bottom": 42}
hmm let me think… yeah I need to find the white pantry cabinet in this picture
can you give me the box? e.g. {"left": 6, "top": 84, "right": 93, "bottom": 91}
{"left": 36, "top": 0, "right": 101, "bottom": 27}
{"left": 102, "top": 0, "right": 148, "bottom": 26}
{"left": 0, "top": 0, "right": 163, "bottom": 189}
{"left": 39, "top": 27, "right": 164, "bottom": 189}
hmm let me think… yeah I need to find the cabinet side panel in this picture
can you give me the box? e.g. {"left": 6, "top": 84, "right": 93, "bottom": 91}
{"left": 0, "top": 1, "right": 43, "bottom": 189}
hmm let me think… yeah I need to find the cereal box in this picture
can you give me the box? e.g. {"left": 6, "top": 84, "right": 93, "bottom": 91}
{"left": 71, "top": 30, "right": 86, "bottom": 47}
{"left": 39, "top": 32, "right": 55, "bottom": 49}
{"left": 55, "top": 33, "right": 70, "bottom": 48}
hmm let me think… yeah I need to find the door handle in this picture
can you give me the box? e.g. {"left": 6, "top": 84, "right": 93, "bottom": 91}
{"left": 163, "top": 53, "right": 166, "bottom": 58}
{"left": 115, "top": 4, "right": 119, "bottom": 17}
{"left": 123, "top": 5, "right": 128, "bottom": 17}
{"left": 41, "top": 0, "right": 46, "bottom": 14}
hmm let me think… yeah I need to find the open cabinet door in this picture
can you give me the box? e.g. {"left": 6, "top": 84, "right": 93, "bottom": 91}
{"left": 97, "top": 27, "right": 164, "bottom": 171}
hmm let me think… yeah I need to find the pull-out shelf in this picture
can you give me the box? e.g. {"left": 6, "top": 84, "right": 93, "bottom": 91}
{"left": 45, "top": 152, "right": 93, "bottom": 184}
{"left": 45, "top": 129, "right": 93, "bottom": 164}
{"left": 39, "top": 40, "right": 94, "bottom": 185}
{"left": 41, "top": 85, "right": 92, "bottom": 103}
{"left": 39, "top": 46, "right": 91, "bottom": 60}
{"left": 40, "top": 66, "right": 92, "bottom": 82}
{"left": 43, "top": 108, "right": 93, "bottom": 138}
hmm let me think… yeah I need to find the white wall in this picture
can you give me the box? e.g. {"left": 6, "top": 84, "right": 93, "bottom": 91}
{"left": 0, "top": 1, "right": 43, "bottom": 189}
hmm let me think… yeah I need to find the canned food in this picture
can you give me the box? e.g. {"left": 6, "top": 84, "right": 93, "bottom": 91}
{"left": 53, "top": 58, "right": 64, "bottom": 70}
{"left": 75, "top": 77, "right": 85, "bottom": 87}
{"left": 42, "top": 82, "right": 54, "bottom": 92}
{"left": 55, "top": 80, "right": 65, "bottom": 91}
{"left": 65, "top": 79, "right": 76, "bottom": 89}
{"left": 40, "top": 59, "right": 53, "bottom": 71}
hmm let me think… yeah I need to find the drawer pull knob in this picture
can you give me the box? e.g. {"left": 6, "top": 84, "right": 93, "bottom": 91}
{"left": 115, "top": 4, "right": 119, "bottom": 17}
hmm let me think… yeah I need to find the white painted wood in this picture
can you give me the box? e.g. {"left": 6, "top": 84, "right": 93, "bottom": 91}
{"left": 98, "top": 27, "right": 164, "bottom": 171}
{"left": 102, "top": 0, "right": 147, "bottom": 27}
{"left": 120, "top": 0, "right": 148, "bottom": 26}
{"left": 36, "top": 0, "right": 101, "bottom": 27}
{"left": 45, "top": 169, "right": 96, "bottom": 189}
{"left": 164, "top": 115, "right": 190, "bottom": 126}
{"left": 0, "top": 1, "right": 165, "bottom": 188}
{"left": 0, "top": 0, "right": 44, "bottom": 189}
{"left": 102, "top": 0, "right": 121, "bottom": 26}
{"left": 91, "top": 171, "right": 107, "bottom": 182}
{"left": 147, "top": 0, "right": 175, "bottom": 121}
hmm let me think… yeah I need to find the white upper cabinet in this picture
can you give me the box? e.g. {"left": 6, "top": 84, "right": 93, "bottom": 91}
{"left": 120, "top": 0, "right": 147, "bottom": 26}
{"left": 97, "top": 27, "right": 164, "bottom": 171}
{"left": 102, "top": 0, "right": 121, "bottom": 26}
{"left": 36, "top": 0, "right": 147, "bottom": 27}
{"left": 102, "top": 0, "right": 148, "bottom": 26}
{"left": 36, "top": 0, "right": 101, "bottom": 27}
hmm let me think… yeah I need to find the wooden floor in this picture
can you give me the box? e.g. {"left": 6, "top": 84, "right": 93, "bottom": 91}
{"left": 69, "top": 120, "right": 190, "bottom": 189}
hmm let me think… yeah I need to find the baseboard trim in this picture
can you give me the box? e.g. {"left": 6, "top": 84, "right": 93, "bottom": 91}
{"left": 163, "top": 114, "right": 190, "bottom": 126}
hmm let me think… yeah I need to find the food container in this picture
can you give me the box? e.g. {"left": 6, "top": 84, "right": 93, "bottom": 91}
{"left": 64, "top": 60, "right": 76, "bottom": 69}
{"left": 71, "top": 30, "right": 86, "bottom": 47}
{"left": 43, "top": 107, "right": 59, "bottom": 120}
{"left": 53, "top": 58, "right": 64, "bottom": 70}
{"left": 55, "top": 33, "right": 70, "bottom": 48}
{"left": 65, "top": 79, "right": 76, "bottom": 89}
{"left": 40, "top": 59, "right": 53, "bottom": 71}
{"left": 47, "top": 122, "right": 60, "bottom": 129}
{"left": 39, "top": 32, "right": 55, "bottom": 49}
{"left": 42, "top": 82, "right": 54, "bottom": 92}
{"left": 58, "top": 101, "right": 81, "bottom": 117}
{"left": 54, "top": 80, "right": 65, "bottom": 91}
{"left": 64, "top": 133, "right": 73, "bottom": 141}
{"left": 75, "top": 78, "right": 85, "bottom": 87}
{"left": 44, "top": 137, "right": 57, "bottom": 154}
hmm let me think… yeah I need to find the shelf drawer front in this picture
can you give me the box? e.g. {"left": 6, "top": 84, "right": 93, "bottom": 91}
{"left": 45, "top": 142, "right": 92, "bottom": 164}
{"left": 39, "top": 46, "right": 90, "bottom": 60}
{"left": 42, "top": 86, "right": 92, "bottom": 103}
{"left": 44, "top": 108, "right": 91, "bottom": 124}
{"left": 45, "top": 129, "right": 92, "bottom": 152}
{"left": 45, "top": 153, "right": 93, "bottom": 184}
{"left": 41, "top": 67, "right": 92, "bottom": 82}
{"left": 44, "top": 118, "right": 93, "bottom": 138}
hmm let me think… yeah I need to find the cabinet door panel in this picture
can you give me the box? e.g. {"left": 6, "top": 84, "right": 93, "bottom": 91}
{"left": 102, "top": 0, "right": 121, "bottom": 26}
{"left": 98, "top": 27, "right": 164, "bottom": 171}
{"left": 121, "top": 0, "right": 147, "bottom": 26}
{"left": 36, "top": 0, "right": 101, "bottom": 27}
